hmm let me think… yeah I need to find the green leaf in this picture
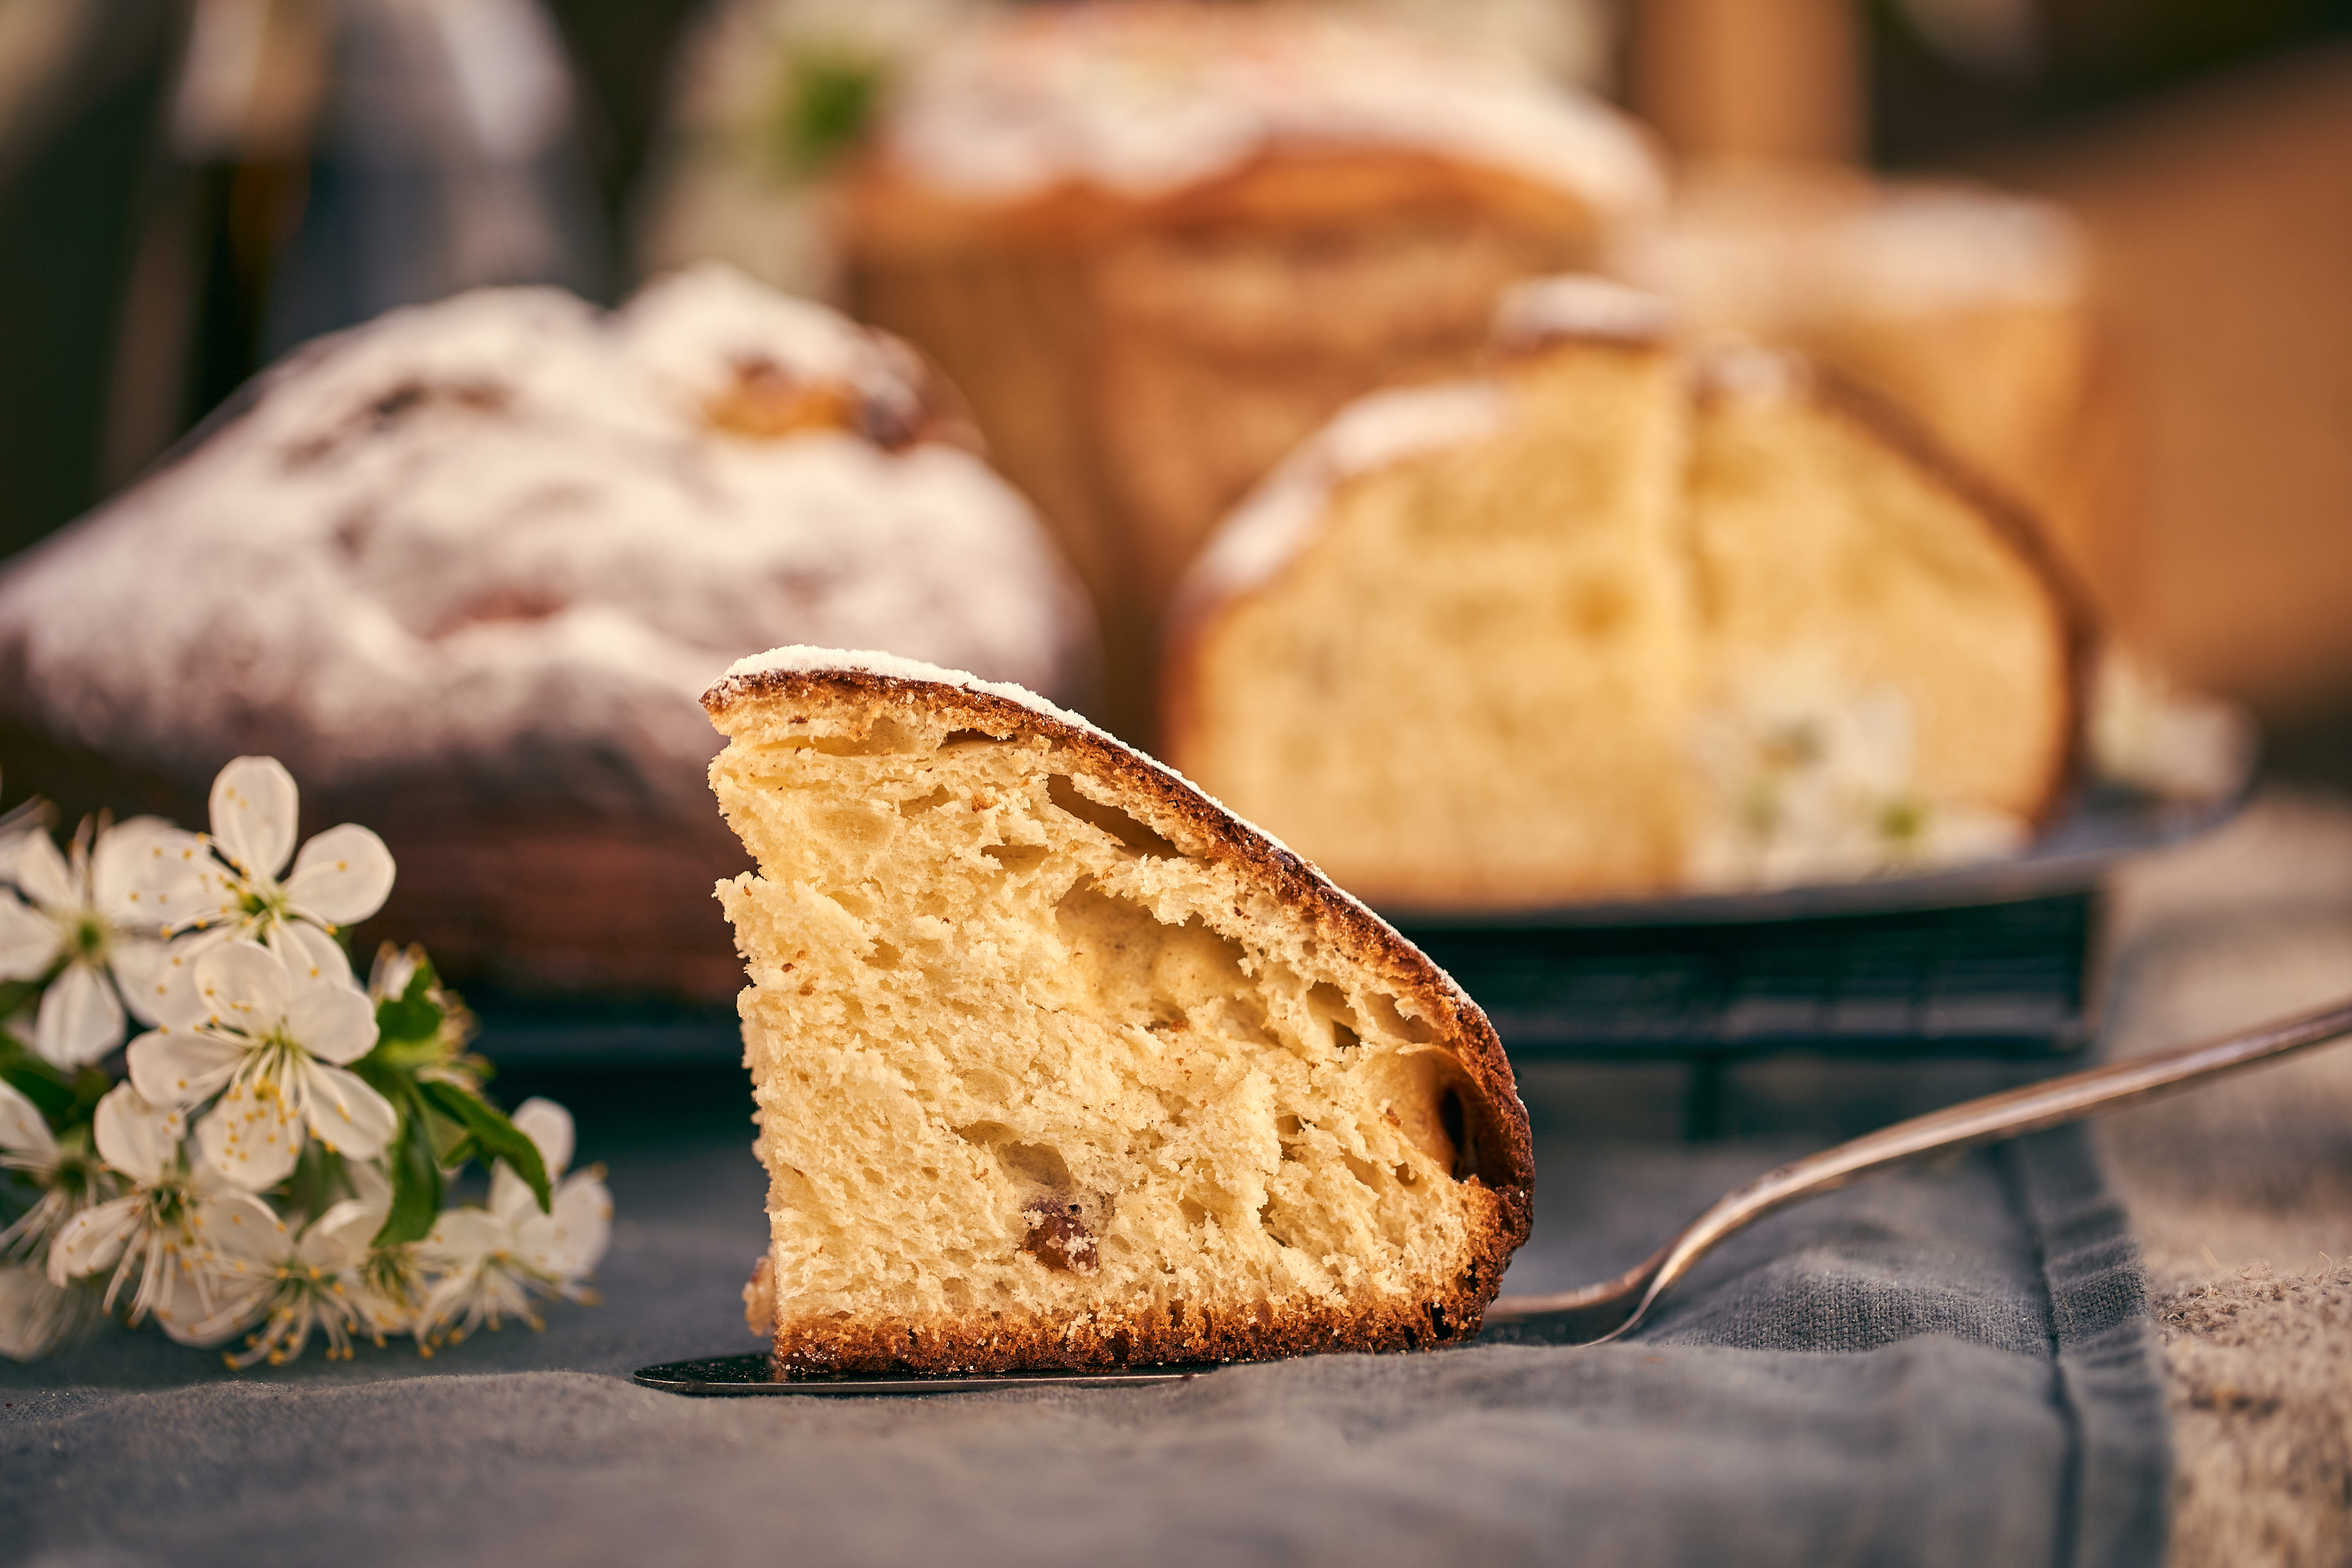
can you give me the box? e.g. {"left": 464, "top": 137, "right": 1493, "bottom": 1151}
{"left": 0, "top": 976, "right": 47, "bottom": 1021}
{"left": 0, "top": 1038, "right": 75, "bottom": 1125}
{"left": 374, "top": 960, "right": 446, "bottom": 1047}
{"left": 374, "top": 1086, "right": 444, "bottom": 1248}
{"left": 775, "top": 48, "right": 886, "bottom": 172}
{"left": 287, "top": 1139, "right": 356, "bottom": 1220}
{"left": 419, "top": 1080, "right": 551, "bottom": 1214}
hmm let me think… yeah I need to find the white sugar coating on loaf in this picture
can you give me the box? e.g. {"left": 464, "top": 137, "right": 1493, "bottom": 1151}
{"left": 1697, "top": 342, "right": 1810, "bottom": 406}
{"left": 1176, "top": 382, "right": 1514, "bottom": 608}
{"left": 0, "top": 268, "right": 1092, "bottom": 817}
{"left": 713, "top": 645, "right": 1103, "bottom": 742}
{"left": 619, "top": 263, "right": 927, "bottom": 417}
{"left": 1493, "top": 274, "right": 1678, "bottom": 348}
{"left": 885, "top": 2, "right": 1662, "bottom": 221}
{"left": 1644, "top": 178, "right": 2087, "bottom": 321}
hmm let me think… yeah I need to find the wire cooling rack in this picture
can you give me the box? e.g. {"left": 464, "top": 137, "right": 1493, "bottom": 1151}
{"left": 1400, "top": 892, "right": 2100, "bottom": 1061}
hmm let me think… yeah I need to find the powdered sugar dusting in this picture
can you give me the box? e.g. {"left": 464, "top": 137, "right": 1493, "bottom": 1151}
{"left": 1640, "top": 176, "right": 2087, "bottom": 326}
{"left": 619, "top": 263, "right": 928, "bottom": 422}
{"left": 886, "top": 3, "right": 1662, "bottom": 223}
{"left": 711, "top": 645, "right": 1104, "bottom": 739}
{"left": 1494, "top": 274, "right": 1676, "bottom": 348}
{"left": 0, "top": 269, "right": 1093, "bottom": 820}
{"left": 1698, "top": 343, "right": 1809, "bottom": 406}
{"left": 1178, "top": 381, "right": 1512, "bottom": 610}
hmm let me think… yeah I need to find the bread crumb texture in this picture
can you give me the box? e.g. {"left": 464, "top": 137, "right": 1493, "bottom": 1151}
{"left": 706, "top": 664, "right": 1531, "bottom": 1373}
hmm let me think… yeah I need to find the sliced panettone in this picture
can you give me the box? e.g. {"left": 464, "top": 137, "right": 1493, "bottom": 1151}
{"left": 1164, "top": 278, "right": 2086, "bottom": 907}
{"left": 705, "top": 648, "right": 1532, "bottom": 1373}
{"left": 1163, "top": 280, "right": 1696, "bottom": 907}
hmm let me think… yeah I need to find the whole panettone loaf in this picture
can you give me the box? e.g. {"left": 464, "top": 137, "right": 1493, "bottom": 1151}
{"left": 1165, "top": 278, "right": 2086, "bottom": 908}
{"left": 706, "top": 647, "right": 1532, "bottom": 1373}
{"left": 843, "top": 0, "right": 1662, "bottom": 741}
{"left": 0, "top": 266, "right": 1093, "bottom": 1000}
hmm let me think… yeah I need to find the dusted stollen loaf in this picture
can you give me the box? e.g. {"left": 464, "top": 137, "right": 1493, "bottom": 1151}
{"left": 1165, "top": 278, "right": 2085, "bottom": 908}
{"left": 842, "top": 0, "right": 1663, "bottom": 741}
{"left": 0, "top": 266, "right": 1093, "bottom": 998}
{"left": 706, "top": 648, "right": 1531, "bottom": 1372}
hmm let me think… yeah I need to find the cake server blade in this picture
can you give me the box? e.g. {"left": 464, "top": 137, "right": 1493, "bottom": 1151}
{"left": 634, "top": 1352, "right": 1214, "bottom": 1396}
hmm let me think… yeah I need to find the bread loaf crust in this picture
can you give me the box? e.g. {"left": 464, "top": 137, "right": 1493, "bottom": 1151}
{"left": 706, "top": 662, "right": 1533, "bottom": 1373}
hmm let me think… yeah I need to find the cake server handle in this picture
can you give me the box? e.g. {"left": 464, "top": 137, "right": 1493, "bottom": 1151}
{"left": 1484, "top": 993, "right": 2352, "bottom": 1345}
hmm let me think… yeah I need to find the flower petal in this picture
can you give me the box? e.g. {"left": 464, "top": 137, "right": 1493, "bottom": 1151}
{"left": 209, "top": 757, "right": 300, "bottom": 880}
{"left": 139, "top": 929, "right": 225, "bottom": 1030}
{"left": 300, "top": 1198, "right": 381, "bottom": 1271}
{"left": 420, "top": 1206, "right": 505, "bottom": 1269}
{"left": 0, "top": 894, "right": 62, "bottom": 982}
{"left": 197, "top": 1084, "right": 303, "bottom": 1191}
{"left": 0, "top": 1262, "right": 95, "bottom": 1360}
{"left": 162, "top": 1199, "right": 282, "bottom": 1344}
{"left": 90, "top": 817, "right": 214, "bottom": 935}
{"left": 5, "top": 829, "right": 75, "bottom": 910}
{"left": 287, "top": 970, "right": 378, "bottom": 1066}
{"left": 489, "top": 1162, "right": 534, "bottom": 1225}
{"left": 0, "top": 1079, "right": 57, "bottom": 1165}
{"left": 32, "top": 962, "right": 126, "bottom": 1068}
{"left": 108, "top": 936, "right": 172, "bottom": 1028}
{"left": 267, "top": 918, "right": 354, "bottom": 989}
{"left": 284, "top": 824, "right": 396, "bottom": 927}
{"left": 509, "top": 1097, "right": 575, "bottom": 1180}
{"left": 533, "top": 1170, "right": 612, "bottom": 1279}
{"left": 193, "top": 1189, "right": 290, "bottom": 1267}
{"left": 294, "top": 1060, "right": 397, "bottom": 1160}
{"left": 126, "top": 1028, "right": 245, "bottom": 1112}
{"left": 46, "top": 1195, "right": 141, "bottom": 1283}
{"left": 193, "top": 938, "right": 291, "bottom": 1037}
{"left": 92, "top": 1083, "right": 188, "bottom": 1185}
{"left": 346, "top": 1152, "right": 393, "bottom": 1212}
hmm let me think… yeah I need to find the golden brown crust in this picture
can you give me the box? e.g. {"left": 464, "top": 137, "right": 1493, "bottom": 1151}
{"left": 844, "top": 146, "right": 1606, "bottom": 263}
{"left": 705, "top": 662, "right": 1535, "bottom": 1370}
{"left": 765, "top": 1185, "right": 1527, "bottom": 1374}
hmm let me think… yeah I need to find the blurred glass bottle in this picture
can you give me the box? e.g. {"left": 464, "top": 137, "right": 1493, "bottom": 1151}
{"left": 107, "top": 0, "right": 611, "bottom": 481}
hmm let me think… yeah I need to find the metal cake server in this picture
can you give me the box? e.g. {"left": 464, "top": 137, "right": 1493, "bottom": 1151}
{"left": 1483, "top": 993, "right": 2352, "bottom": 1344}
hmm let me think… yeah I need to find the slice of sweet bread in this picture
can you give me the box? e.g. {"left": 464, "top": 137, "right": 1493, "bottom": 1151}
{"left": 705, "top": 648, "right": 1532, "bottom": 1373}
{"left": 1164, "top": 278, "right": 2085, "bottom": 907}
{"left": 1163, "top": 281, "right": 1697, "bottom": 907}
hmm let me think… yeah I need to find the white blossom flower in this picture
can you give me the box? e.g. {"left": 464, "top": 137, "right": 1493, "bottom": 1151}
{"left": 328, "top": 1158, "right": 426, "bottom": 1343}
{"left": 45, "top": 1084, "right": 268, "bottom": 1342}
{"left": 0, "top": 816, "right": 210, "bottom": 1067}
{"left": 126, "top": 939, "right": 394, "bottom": 1189}
{"left": 0, "top": 1080, "right": 109, "bottom": 1360}
{"left": 415, "top": 1098, "right": 610, "bottom": 1346}
{"left": 162, "top": 757, "right": 396, "bottom": 997}
{"left": 0, "top": 1078, "right": 108, "bottom": 1265}
{"left": 202, "top": 1196, "right": 384, "bottom": 1366}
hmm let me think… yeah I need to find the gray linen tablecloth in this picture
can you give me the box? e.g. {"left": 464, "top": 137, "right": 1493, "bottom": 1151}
{"left": 1, "top": 1046, "right": 2168, "bottom": 1568}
